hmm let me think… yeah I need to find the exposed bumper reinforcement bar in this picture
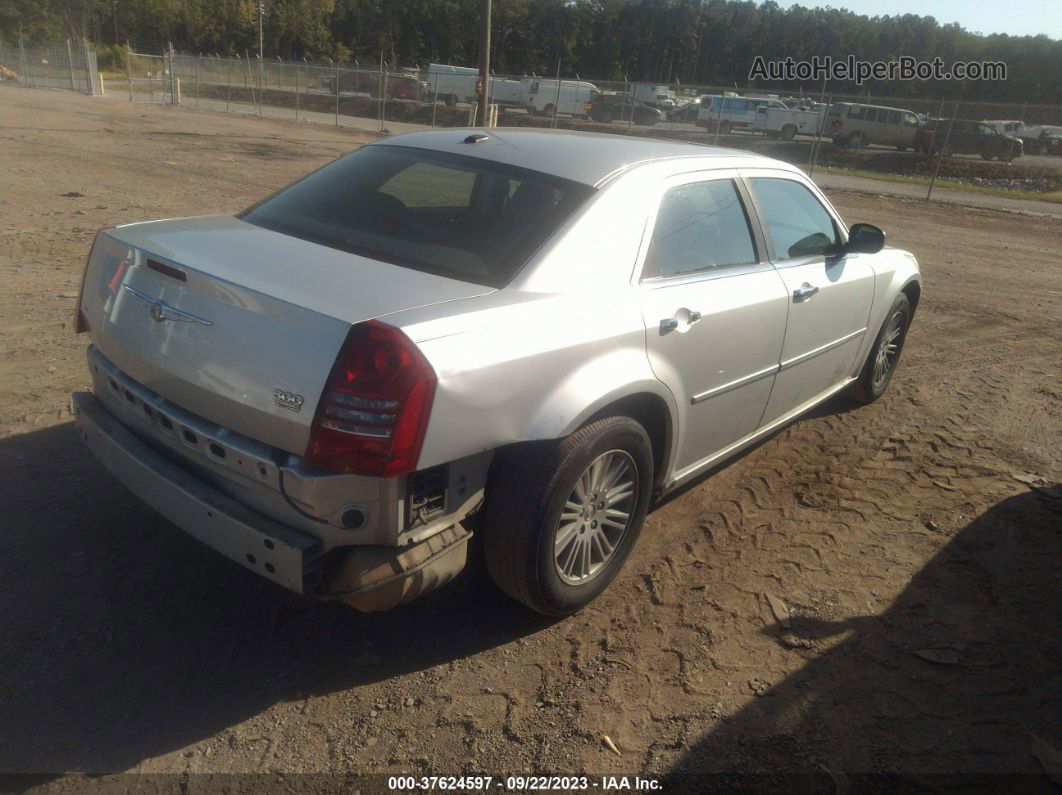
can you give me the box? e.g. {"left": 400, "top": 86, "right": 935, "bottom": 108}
{"left": 72, "top": 391, "right": 322, "bottom": 594}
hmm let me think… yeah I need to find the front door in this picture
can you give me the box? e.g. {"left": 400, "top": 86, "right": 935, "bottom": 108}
{"left": 744, "top": 174, "right": 877, "bottom": 425}
{"left": 638, "top": 173, "right": 789, "bottom": 479}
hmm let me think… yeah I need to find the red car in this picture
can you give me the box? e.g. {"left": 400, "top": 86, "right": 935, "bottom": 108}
{"left": 324, "top": 69, "right": 424, "bottom": 101}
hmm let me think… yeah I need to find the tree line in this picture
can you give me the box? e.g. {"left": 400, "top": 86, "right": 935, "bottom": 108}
{"left": 2, "top": 0, "right": 1059, "bottom": 103}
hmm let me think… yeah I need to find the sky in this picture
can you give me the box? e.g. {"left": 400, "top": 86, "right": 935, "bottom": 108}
{"left": 771, "top": 0, "right": 1062, "bottom": 39}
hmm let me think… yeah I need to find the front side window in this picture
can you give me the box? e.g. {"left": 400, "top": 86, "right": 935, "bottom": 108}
{"left": 888, "top": 110, "right": 901, "bottom": 124}
{"left": 847, "top": 105, "right": 866, "bottom": 119}
{"left": 748, "top": 177, "right": 840, "bottom": 260}
{"left": 241, "top": 145, "right": 592, "bottom": 288}
{"left": 643, "top": 179, "right": 758, "bottom": 279}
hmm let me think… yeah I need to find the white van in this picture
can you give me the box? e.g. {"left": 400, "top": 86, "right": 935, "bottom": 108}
{"left": 427, "top": 64, "right": 528, "bottom": 108}
{"left": 697, "top": 95, "right": 788, "bottom": 133}
{"left": 427, "top": 63, "right": 477, "bottom": 106}
{"left": 488, "top": 78, "right": 526, "bottom": 107}
{"left": 525, "top": 79, "right": 598, "bottom": 118}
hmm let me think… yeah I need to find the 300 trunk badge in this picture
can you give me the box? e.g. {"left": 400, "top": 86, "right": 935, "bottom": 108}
{"left": 123, "top": 285, "right": 213, "bottom": 326}
{"left": 274, "top": 389, "right": 305, "bottom": 412}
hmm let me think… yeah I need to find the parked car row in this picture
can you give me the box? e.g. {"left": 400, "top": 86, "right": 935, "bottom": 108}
{"left": 585, "top": 92, "right": 661, "bottom": 125}
{"left": 683, "top": 93, "right": 1047, "bottom": 162}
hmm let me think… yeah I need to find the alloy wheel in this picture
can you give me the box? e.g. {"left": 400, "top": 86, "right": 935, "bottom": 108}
{"left": 554, "top": 450, "right": 638, "bottom": 585}
{"left": 873, "top": 311, "right": 905, "bottom": 388}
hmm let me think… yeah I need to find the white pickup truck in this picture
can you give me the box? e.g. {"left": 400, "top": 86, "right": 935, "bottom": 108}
{"left": 754, "top": 105, "right": 827, "bottom": 140}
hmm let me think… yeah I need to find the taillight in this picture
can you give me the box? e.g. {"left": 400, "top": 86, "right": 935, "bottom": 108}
{"left": 306, "top": 320, "right": 437, "bottom": 478}
{"left": 74, "top": 226, "right": 113, "bottom": 334}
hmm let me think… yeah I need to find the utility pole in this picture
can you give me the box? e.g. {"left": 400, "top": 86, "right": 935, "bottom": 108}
{"left": 257, "top": 1, "right": 265, "bottom": 115}
{"left": 475, "top": 0, "right": 491, "bottom": 126}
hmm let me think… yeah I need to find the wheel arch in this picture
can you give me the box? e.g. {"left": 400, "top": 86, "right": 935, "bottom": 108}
{"left": 582, "top": 391, "right": 674, "bottom": 493}
{"left": 525, "top": 362, "right": 679, "bottom": 495}
{"left": 901, "top": 278, "right": 921, "bottom": 317}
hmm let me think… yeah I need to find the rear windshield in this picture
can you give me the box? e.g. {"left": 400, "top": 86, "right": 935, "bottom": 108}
{"left": 240, "top": 145, "right": 593, "bottom": 288}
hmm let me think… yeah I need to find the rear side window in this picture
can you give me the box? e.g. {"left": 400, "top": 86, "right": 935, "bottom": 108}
{"left": 748, "top": 177, "right": 840, "bottom": 260}
{"left": 865, "top": 108, "right": 878, "bottom": 122}
{"left": 643, "top": 179, "right": 757, "bottom": 278}
{"left": 240, "top": 146, "right": 592, "bottom": 288}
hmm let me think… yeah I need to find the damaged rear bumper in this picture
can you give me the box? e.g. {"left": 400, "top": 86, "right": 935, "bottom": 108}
{"left": 73, "top": 391, "right": 473, "bottom": 610}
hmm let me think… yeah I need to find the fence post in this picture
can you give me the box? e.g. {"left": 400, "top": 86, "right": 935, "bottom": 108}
{"left": 123, "top": 40, "right": 130, "bottom": 101}
{"left": 66, "top": 39, "right": 76, "bottom": 91}
{"left": 431, "top": 73, "right": 439, "bottom": 129}
{"left": 807, "top": 94, "right": 832, "bottom": 178}
{"left": 626, "top": 80, "right": 634, "bottom": 133}
{"left": 294, "top": 63, "right": 299, "bottom": 120}
{"left": 378, "top": 51, "right": 385, "bottom": 132}
{"left": 18, "top": 29, "right": 27, "bottom": 88}
{"left": 226, "top": 56, "right": 232, "bottom": 111}
{"left": 166, "top": 42, "right": 173, "bottom": 104}
{"left": 194, "top": 55, "right": 199, "bottom": 107}
{"left": 926, "top": 101, "right": 959, "bottom": 201}
{"left": 84, "top": 38, "right": 100, "bottom": 96}
{"left": 551, "top": 58, "right": 561, "bottom": 129}
{"left": 334, "top": 60, "right": 339, "bottom": 126}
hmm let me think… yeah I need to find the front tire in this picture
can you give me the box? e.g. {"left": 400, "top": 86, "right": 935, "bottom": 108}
{"left": 852, "top": 293, "right": 911, "bottom": 404}
{"left": 483, "top": 417, "right": 653, "bottom": 616}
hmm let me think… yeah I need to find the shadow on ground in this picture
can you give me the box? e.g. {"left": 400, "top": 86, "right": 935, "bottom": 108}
{"left": 662, "top": 487, "right": 1062, "bottom": 792}
{"left": 0, "top": 422, "right": 552, "bottom": 775}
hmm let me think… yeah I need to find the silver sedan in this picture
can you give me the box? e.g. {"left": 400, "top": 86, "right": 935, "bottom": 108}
{"left": 73, "top": 129, "right": 921, "bottom": 615}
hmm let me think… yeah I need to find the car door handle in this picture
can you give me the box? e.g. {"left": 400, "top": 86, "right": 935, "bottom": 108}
{"left": 793, "top": 283, "right": 819, "bottom": 302}
{"left": 660, "top": 310, "right": 702, "bottom": 333}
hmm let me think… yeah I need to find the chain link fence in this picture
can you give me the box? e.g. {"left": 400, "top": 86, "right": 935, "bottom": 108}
{"left": 4, "top": 41, "right": 1059, "bottom": 204}
{"left": 0, "top": 35, "right": 101, "bottom": 95}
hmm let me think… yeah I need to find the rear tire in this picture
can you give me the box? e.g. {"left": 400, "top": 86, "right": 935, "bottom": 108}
{"left": 852, "top": 293, "right": 911, "bottom": 404}
{"left": 780, "top": 124, "right": 796, "bottom": 141}
{"left": 483, "top": 417, "right": 653, "bottom": 616}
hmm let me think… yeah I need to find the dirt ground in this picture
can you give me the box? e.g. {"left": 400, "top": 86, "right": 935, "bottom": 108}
{"left": 1, "top": 87, "right": 1060, "bottom": 790}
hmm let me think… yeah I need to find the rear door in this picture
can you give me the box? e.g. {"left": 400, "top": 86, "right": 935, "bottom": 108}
{"left": 638, "top": 172, "right": 789, "bottom": 478}
{"left": 743, "top": 172, "right": 876, "bottom": 425}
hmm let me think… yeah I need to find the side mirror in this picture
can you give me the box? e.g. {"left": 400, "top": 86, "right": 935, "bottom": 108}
{"left": 846, "top": 223, "right": 886, "bottom": 254}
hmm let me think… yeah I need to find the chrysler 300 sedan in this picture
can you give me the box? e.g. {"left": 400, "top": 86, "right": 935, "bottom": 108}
{"left": 72, "top": 129, "right": 921, "bottom": 615}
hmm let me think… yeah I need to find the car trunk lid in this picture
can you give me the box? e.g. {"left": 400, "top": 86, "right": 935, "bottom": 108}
{"left": 79, "top": 215, "right": 493, "bottom": 455}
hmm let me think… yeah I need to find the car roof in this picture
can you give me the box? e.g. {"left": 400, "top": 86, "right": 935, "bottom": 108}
{"left": 373, "top": 128, "right": 790, "bottom": 187}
